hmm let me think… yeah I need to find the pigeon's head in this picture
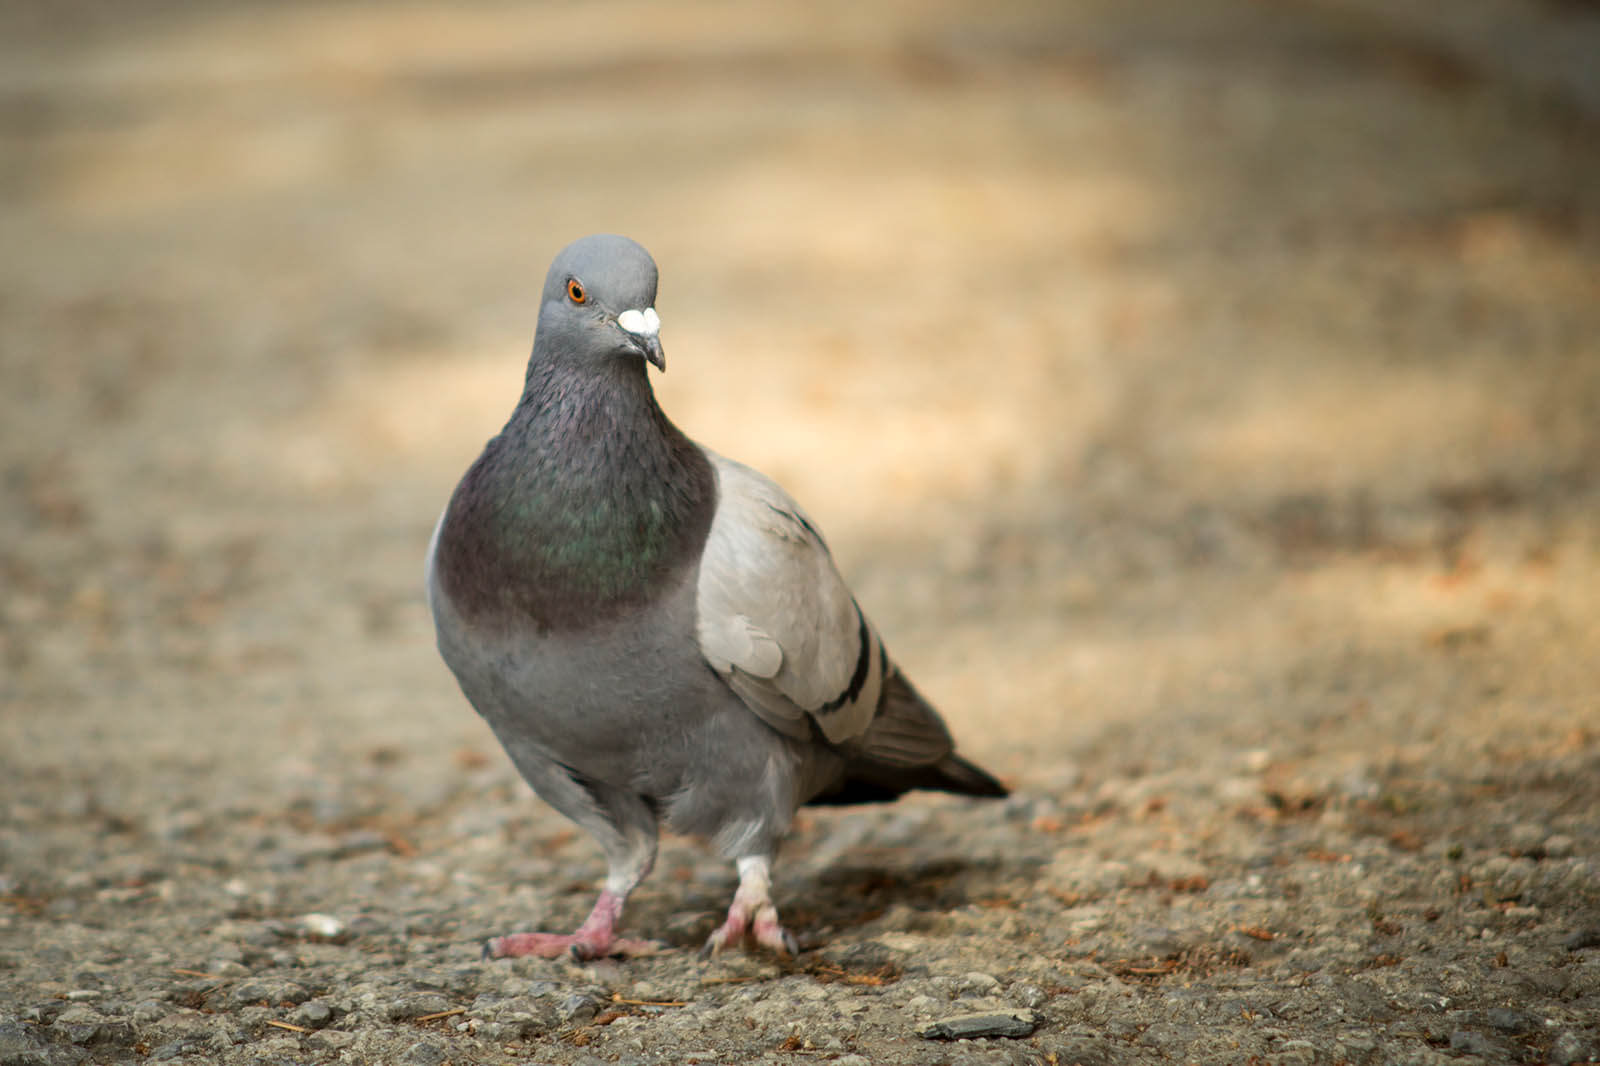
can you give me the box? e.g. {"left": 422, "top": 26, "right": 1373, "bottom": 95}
{"left": 534, "top": 234, "right": 665, "bottom": 373}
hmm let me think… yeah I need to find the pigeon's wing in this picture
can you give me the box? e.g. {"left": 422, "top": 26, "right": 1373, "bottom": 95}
{"left": 694, "top": 449, "right": 886, "bottom": 746}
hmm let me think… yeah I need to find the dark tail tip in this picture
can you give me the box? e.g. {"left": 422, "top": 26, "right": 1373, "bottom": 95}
{"left": 931, "top": 753, "right": 1008, "bottom": 799}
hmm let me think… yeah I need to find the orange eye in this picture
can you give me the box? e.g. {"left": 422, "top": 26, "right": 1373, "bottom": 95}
{"left": 566, "top": 279, "right": 587, "bottom": 304}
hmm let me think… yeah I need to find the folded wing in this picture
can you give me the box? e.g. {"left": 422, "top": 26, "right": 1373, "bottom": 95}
{"left": 695, "top": 450, "right": 886, "bottom": 746}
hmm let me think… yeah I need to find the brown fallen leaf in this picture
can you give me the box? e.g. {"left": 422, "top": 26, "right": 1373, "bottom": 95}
{"left": 1306, "top": 849, "right": 1351, "bottom": 863}
{"left": 453, "top": 747, "right": 490, "bottom": 769}
{"left": 384, "top": 834, "right": 418, "bottom": 858}
{"left": 976, "top": 896, "right": 1019, "bottom": 910}
{"left": 1388, "top": 830, "right": 1424, "bottom": 852}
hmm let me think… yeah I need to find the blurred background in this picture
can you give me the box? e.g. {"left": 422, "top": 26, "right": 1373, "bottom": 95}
{"left": 1, "top": 0, "right": 1596, "bottom": 834}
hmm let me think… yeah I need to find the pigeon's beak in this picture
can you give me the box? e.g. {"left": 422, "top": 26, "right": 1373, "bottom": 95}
{"left": 618, "top": 308, "right": 665, "bottom": 372}
{"left": 638, "top": 335, "right": 666, "bottom": 372}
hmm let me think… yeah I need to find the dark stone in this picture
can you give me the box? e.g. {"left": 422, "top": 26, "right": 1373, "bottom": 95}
{"left": 918, "top": 1010, "right": 1039, "bottom": 1040}
{"left": 0, "top": 1022, "right": 48, "bottom": 1065}
{"left": 1448, "top": 1030, "right": 1500, "bottom": 1058}
{"left": 1482, "top": 1007, "right": 1535, "bottom": 1033}
{"left": 1560, "top": 927, "right": 1600, "bottom": 951}
{"left": 559, "top": 991, "right": 607, "bottom": 1023}
{"left": 1035, "top": 1033, "right": 1119, "bottom": 1066}
{"left": 400, "top": 1039, "right": 449, "bottom": 1066}
{"left": 1139, "top": 1022, "right": 1202, "bottom": 1048}
{"left": 385, "top": 994, "right": 453, "bottom": 1022}
{"left": 1548, "top": 1031, "right": 1600, "bottom": 1066}
{"left": 290, "top": 999, "right": 334, "bottom": 1029}
{"left": 817, "top": 940, "right": 900, "bottom": 971}
{"left": 226, "top": 980, "right": 310, "bottom": 1009}
{"left": 17, "top": 1005, "right": 60, "bottom": 1026}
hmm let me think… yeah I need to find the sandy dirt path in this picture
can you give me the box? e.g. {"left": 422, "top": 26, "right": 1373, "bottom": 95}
{"left": 2, "top": 2, "right": 1596, "bottom": 1064}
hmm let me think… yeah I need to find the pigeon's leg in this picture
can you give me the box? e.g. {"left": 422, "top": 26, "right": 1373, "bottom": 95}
{"left": 700, "top": 855, "right": 798, "bottom": 957}
{"left": 484, "top": 767, "right": 663, "bottom": 961}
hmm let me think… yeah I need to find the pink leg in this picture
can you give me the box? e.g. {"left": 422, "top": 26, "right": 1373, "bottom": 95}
{"left": 701, "top": 857, "right": 798, "bottom": 958}
{"left": 485, "top": 889, "right": 662, "bottom": 961}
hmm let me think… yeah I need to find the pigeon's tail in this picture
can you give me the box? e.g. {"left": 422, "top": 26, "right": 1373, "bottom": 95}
{"left": 925, "top": 752, "right": 1009, "bottom": 799}
{"left": 805, "top": 668, "right": 1009, "bottom": 806}
{"left": 805, "top": 752, "right": 1008, "bottom": 806}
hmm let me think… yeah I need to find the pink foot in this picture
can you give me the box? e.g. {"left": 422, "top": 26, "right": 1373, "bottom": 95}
{"left": 700, "top": 902, "right": 798, "bottom": 957}
{"left": 700, "top": 857, "right": 798, "bottom": 958}
{"left": 485, "top": 931, "right": 662, "bottom": 960}
{"left": 483, "top": 889, "right": 663, "bottom": 961}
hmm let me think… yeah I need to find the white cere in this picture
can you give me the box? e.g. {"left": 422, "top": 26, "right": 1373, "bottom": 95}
{"left": 618, "top": 307, "right": 660, "bottom": 337}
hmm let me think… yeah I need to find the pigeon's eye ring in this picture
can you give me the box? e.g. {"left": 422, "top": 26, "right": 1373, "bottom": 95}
{"left": 566, "top": 279, "right": 587, "bottom": 304}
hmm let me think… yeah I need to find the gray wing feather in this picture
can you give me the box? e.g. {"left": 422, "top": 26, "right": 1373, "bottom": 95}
{"left": 696, "top": 449, "right": 884, "bottom": 746}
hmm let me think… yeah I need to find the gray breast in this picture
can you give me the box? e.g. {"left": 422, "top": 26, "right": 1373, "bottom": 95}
{"left": 438, "top": 563, "right": 752, "bottom": 777}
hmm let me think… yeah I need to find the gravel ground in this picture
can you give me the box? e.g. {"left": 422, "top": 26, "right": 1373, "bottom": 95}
{"left": 2, "top": 1, "right": 1598, "bottom": 1064}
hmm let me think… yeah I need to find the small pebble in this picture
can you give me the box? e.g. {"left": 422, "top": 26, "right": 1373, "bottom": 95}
{"left": 292, "top": 999, "right": 335, "bottom": 1028}
{"left": 1507, "top": 823, "right": 1547, "bottom": 854}
{"left": 151, "top": 1038, "right": 199, "bottom": 1060}
{"left": 308, "top": 1029, "right": 357, "bottom": 1051}
{"left": 229, "top": 979, "right": 311, "bottom": 1008}
{"left": 299, "top": 913, "right": 347, "bottom": 940}
{"left": 1272, "top": 1039, "right": 1318, "bottom": 1066}
{"left": 386, "top": 994, "right": 452, "bottom": 1021}
{"left": 1543, "top": 834, "right": 1576, "bottom": 859}
{"left": 130, "top": 1000, "right": 168, "bottom": 1025}
{"left": 956, "top": 971, "right": 1001, "bottom": 997}
{"left": 1014, "top": 983, "right": 1048, "bottom": 1008}
{"left": 560, "top": 991, "right": 604, "bottom": 1022}
{"left": 61, "top": 1023, "right": 102, "bottom": 1046}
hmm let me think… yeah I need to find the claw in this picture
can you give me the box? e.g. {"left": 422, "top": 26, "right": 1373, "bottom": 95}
{"left": 701, "top": 856, "right": 798, "bottom": 958}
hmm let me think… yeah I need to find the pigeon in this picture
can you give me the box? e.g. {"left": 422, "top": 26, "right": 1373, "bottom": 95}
{"left": 426, "top": 234, "right": 1006, "bottom": 960}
